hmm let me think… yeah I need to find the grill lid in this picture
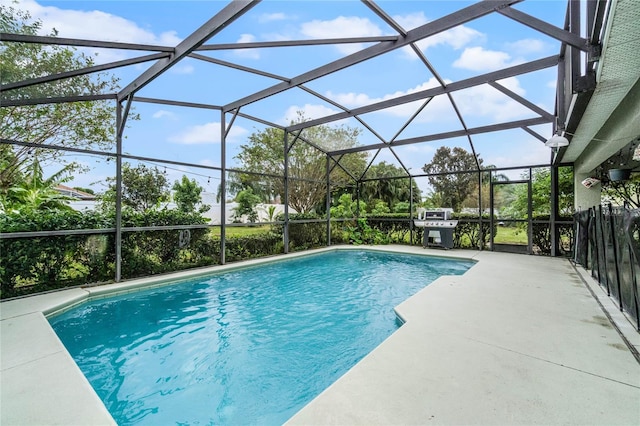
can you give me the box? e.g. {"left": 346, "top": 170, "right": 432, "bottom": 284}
{"left": 417, "top": 208, "right": 454, "bottom": 221}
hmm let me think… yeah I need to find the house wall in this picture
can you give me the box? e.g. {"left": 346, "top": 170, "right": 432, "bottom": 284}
{"left": 574, "top": 171, "right": 602, "bottom": 210}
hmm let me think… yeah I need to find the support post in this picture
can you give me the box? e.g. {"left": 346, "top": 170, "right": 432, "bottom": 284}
{"left": 528, "top": 168, "right": 533, "bottom": 255}
{"left": 478, "top": 169, "right": 483, "bottom": 250}
{"left": 326, "top": 155, "right": 331, "bottom": 246}
{"left": 598, "top": 205, "right": 610, "bottom": 296}
{"left": 569, "top": 0, "right": 581, "bottom": 86}
{"left": 591, "top": 207, "right": 602, "bottom": 281}
{"left": 220, "top": 110, "right": 226, "bottom": 264}
{"left": 283, "top": 131, "right": 290, "bottom": 254}
{"left": 608, "top": 203, "right": 623, "bottom": 310}
{"left": 550, "top": 165, "right": 559, "bottom": 256}
{"left": 489, "top": 170, "right": 495, "bottom": 251}
{"left": 115, "top": 101, "right": 123, "bottom": 282}
{"left": 356, "top": 182, "right": 361, "bottom": 217}
{"left": 557, "top": 56, "right": 567, "bottom": 131}
{"left": 409, "top": 176, "right": 414, "bottom": 245}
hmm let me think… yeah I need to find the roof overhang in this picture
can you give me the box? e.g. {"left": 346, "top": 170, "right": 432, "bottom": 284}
{"left": 557, "top": 0, "right": 640, "bottom": 174}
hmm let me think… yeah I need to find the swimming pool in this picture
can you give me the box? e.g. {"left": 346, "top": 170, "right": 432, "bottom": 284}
{"left": 49, "top": 249, "right": 473, "bottom": 425}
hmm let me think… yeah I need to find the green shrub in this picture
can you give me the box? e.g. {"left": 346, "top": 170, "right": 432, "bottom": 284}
{"left": 365, "top": 214, "right": 411, "bottom": 243}
{"left": 0, "top": 209, "right": 213, "bottom": 297}
{"left": 346, "top": 218, "right": 389, "bottom": 245}
{"left": 531, "top": 215, "right": 574, "bottom": 256}
{"left": 451, "top": 213, "right": 495, "bottom": 249}
{"left": 273, "top": 212, "right": 327, "bottom": 251}
{"left": 223, "top": 233, "right": 283, "bottom": 262}
{"left": 0, "top": 210, "right": 114, "bottom": 298}
{"left": 118, "top": 209, "right": 211, "bottom": 279}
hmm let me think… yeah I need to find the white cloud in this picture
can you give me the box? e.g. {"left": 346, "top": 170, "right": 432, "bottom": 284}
{"left": 258, "top": 12, "right": 288, "bottom": 23}
{"left": 16, "top": 0, "right": 181, "bottom": 45}
{"left": 169, "top": 122, "right": 248, "bottom": 144}
{"left": 199, "top": 159, "right": 219, "bottom": 168}
{"left": 170, "top": 64, "right": 195, "bottom": 75}
{"left": 453, "top": 46, "right": 522, "bottom": 72}
{"left": 327, "top": 78, "right": 443, "bottom": 108}
{"left": 393, "top": 12, "right": 484, "bottom": 59}
{"left": 483, "top": 141, "right": 550, "bottom": 169}
{"left": 505, "top": 38, "right": 548, "bottom": 55}
{"left": 393, "top": 11, "right": 428, "bottom": 31}
{"left": 152, "top": 110, "right": 177, "bottom": 120}
{"left": 327, "top": 76, "right": 532, "bottom": 123}
{"left": 420, "top": 26, "right": 483, "bottom": 50}
{"left": 451, "top": 77, "right": 531, "bottom": 121}
{"left": 326, "top": 78, "right": 448, "bottom": 119}
{"left": 300, "top": 16, "right": 383, "bottom": 54}
{"left": 10, "top": 0, "right": 181, "bottom": 64}
{"left": 495, "top": 77, "right": 527, "bottom": 96}
{"left": 280, "top": 104, "right": 340, "bottom": 125}
{"left": 233, "top": 33, "right": 260, "bottom": 59}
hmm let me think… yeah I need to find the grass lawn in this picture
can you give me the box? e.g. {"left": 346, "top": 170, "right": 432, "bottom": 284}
{"left": 210, "top": 225, "right": 272, "bottom": 237}
{"left": 493, "top": 226, "right": 528, "bottom": 245}
{"left": 209, "top": 223, "right": 528, "bottom": 245}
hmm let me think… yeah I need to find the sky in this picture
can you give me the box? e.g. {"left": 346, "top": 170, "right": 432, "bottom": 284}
{"left": 3, "top": 0, "right": 570, "bottom": 196}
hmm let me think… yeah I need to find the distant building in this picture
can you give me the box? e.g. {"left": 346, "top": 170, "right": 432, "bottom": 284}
{"left": 54, "top": 185, "right": 96, "bottom": 200}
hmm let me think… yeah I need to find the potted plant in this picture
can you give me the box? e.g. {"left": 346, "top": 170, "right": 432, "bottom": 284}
{"left": 608, "top": 168, "right": 631, "bottom": 181}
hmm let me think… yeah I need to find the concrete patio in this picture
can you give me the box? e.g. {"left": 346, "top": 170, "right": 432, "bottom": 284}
{"left": 1, "top": 247, "right": 639, "bottom": 425}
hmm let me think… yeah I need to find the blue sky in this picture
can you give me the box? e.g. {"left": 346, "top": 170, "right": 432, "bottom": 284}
{"left": 5, "top": 0, "right": 569, "bottom": 194}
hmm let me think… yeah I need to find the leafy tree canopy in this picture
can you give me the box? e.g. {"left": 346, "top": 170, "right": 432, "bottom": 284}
{"left": 507, "top": 167, "right": 574, "bottom": 218}
{"left": 73, "top": 187, "right": 95, "bottom": 195}
{"left": 0, "top": 157, "right": 75, "bottom": 214}
{"left": 0, "top": 4, "right": 122, "bottom": 191}
{"left": 100, "top": 163, "right": 170, "bottom": 212}
{"left": 422, "top": 147, "right": 482, "bottom": 212}
{"left": 330, "top": 193, "right": 366, "bottom": 218}
{"left": 360, "top": 162, "right": 421, "bottom": 210}
{"left": 461, "top": 165, "right": 509, "bottom": 211}
{"left": 232, "top": 113, "right": 367, "bottom": 213}
{"left": 603, "top": 174, "right": 640, "bottom": 208}
{"left": 173, "top": 175, "right": 210, "bottom": 214}
{"left": 233, "top": 188, "right": 261, "bottom": 223}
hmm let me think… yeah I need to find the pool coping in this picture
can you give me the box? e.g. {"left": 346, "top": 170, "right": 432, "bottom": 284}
{"left": 2, "top": 245, "right": 639, "bottom": 425}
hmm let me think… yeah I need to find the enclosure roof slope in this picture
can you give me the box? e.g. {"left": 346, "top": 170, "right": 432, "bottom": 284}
{"left": 1, "top": 0, "right": 604, "bottom": 175}
{"left": 559, "top": 0, "right": 640, "bottom": 173}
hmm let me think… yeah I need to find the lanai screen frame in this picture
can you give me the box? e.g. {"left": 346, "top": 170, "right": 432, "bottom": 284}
{"left": 1, "top": 0, "right": 607, "bottom": 282}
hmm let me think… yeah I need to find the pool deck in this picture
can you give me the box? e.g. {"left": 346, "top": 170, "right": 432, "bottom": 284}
{"left": 1, "top": 246, "right": 639, "bottom": 425}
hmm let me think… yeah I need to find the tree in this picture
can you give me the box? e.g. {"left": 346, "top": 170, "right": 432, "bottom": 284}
{"left": 461, "top": 165, "right": 509, "bottom": 211}
{"left": 370, "top": 200, "right": 391, "bottom": 215}
{"left": 508, "top": 167, "right": 574, "bottom": 218}
{"left": 422, "top": 147, "right": 482, "bottom": 212}
{"left": 73, "top": 187, "right": 95, "bottom": 195}
{"left": 393, "top": 201, "right": 410, "bottom": 213}
{"left": 603, "top": 175, "right": 640, "bottom": 208}
{"left": 360, "top": 162, "right": 421, "bottom": 211}
{"left": 232, "top": 113, "right": 367, "bottom": 213}
{"left": 0, "top": 4, "right": 121, "bottom": 191}
{"left": 330, "top": 193, "right": 366, "bottom": 218}
{"left": 173, "top": 175, "right": 210, "bottom": 214}
{"left": 100, "top": 163, "right": 170, "bottom": 212}
{"left": 0, "top": 157, "right": 74, "bottom": 213}
{"left": 233, "top": 188, "right": 261, "bottom": 223}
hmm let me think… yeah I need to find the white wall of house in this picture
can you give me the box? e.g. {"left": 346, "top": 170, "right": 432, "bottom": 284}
{"left": 68, "top": 194, "right": 291, "bottom": 225}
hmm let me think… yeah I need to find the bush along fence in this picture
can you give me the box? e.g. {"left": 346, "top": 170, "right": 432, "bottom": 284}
{"left": 574, "top": 205, "right": 640, "bottom": 330}
{"left": 330, "top": 213, "right": 495, "bottom": 249}
{"left": 531, "top": 215, "right": 574, "bottom": 256}
{"left": 1, "top": 210, "right": 574, "bottom": 299}
{"left": 0, "top": 209, "right": 282, "bottom": 299}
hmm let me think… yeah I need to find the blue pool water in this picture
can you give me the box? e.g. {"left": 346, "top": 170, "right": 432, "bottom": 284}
{"left": 50, "top": 250, "right": 472, "bottom": 425}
